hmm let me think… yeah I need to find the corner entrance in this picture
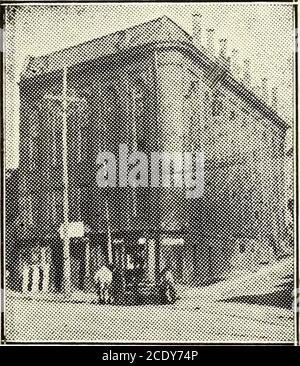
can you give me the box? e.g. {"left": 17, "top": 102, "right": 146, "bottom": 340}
{"left": 111, "top": 235, "right": 160, "bottom": 304}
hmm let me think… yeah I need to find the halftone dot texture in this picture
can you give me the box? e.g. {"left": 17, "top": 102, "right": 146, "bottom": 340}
{"left": 5, "top": 4, "right": 295, "bottom": 343}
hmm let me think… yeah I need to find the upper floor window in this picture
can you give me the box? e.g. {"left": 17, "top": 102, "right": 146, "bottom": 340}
{"left": 20, "top": 173, "right": 27, "bottom": 192}
{"left": 129, "top": 78, "right": 147, "bottom": 218}
{"left": 130, "top": 79, "right": 146, "bottom": 153}
{"left": 100, "top": 83, "right": 124, "bottom": 154}
{"left": 69, "top": 97, "right": 87, "bottom": 163}
{"left": 76, "top": 187, "right": 82, "bottom": 220}
{"left": 239, "top": 242, "right": 246, "bottom": 253}
{"left": 51, "top": 190, "right": 62, "bottom": 224}
{"left": 229, "top": 110, "right": 236, "bottom": 120}
{"left": 20, "top": 194, "right": 33, "bottom": 229}
{"left": 212, "top": 98, "right": 224, "bottom": 117}
{"left": 77, "top": 125, "right": 82, "bottom": 162}
{"left": 48, "top": 100, "right": 61, "bottom": 166}
{"left": 28, "top": 123, "right": 38, "bottom": 171}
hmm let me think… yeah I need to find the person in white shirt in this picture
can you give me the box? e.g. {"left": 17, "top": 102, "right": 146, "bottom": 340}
{"left": 94, "top": 264, "right": 113, "bottom": 304}
{"left": 160, "top": 264, "right": 177, "bottom": 304}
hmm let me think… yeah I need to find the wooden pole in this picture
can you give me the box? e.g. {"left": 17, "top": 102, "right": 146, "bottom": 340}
{"left": 154, "top": 50, "right": 162, "bottom": 288}
{"left": 62, "top": 66, "right": 71, "bottom": 295}
{"left": 44, "top": 68, "right": 87, "bottom": 295}
{"left": 105, "top": 197, "right": 113, "bottom": 265}
{"left": 84, "top": 237, "right": 91, "bottom": 291}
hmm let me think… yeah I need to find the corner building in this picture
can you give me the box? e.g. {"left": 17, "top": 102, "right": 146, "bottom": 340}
{"left": 15, "top": 17, "right": 288, "bottom": 293}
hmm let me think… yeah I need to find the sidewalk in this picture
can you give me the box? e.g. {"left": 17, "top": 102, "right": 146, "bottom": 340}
{"left": 5, "top": 288, "right": 98, "bottom": 304}
{"left": 6, "top": 256, "right": 294, "bottom": 307}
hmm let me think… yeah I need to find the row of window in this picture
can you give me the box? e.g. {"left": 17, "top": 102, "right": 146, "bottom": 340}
{"left": 25, "top": 83, "right": 283, "bottom": 168}
{"left": 18, "top": 186, "right": 145, "bottom": 230}
{"left": 25, "top": 80, "right": 146, "bottom": 170}
{"left": 20, "top": 79, "right": 148, "bottom": 227}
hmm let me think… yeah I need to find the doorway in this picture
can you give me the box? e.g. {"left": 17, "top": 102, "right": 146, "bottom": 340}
{"left": 70, "top": 239, "right": 85, "bottom": 291}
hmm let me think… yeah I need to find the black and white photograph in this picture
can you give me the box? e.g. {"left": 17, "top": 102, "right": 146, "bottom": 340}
{"left": 1, "top": 1, "right": 298, "bottom": 344}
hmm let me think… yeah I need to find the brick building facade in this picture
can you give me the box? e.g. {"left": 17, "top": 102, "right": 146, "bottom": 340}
{"left": 14, "top": 16, "right": 289, "bottom": 293}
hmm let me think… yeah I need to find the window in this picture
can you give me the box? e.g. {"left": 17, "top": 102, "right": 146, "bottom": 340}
{"left": 28, "top": 137, "right": 34, "bottom": 169}
{"left": 27, "top": 195, "right": 33, "bottom": 227}
{"left": 130, "top": 78, "right": 146, "bottom": 217}
{"left": 47, "top": 191, "right": 51, "bottom": 223}
{"left": 20, "top": 194, "right": 33, "bottom": 228}
{"left": 19, "top": 196, "right": 26, "bottom": 227}
{"left": 20, "top": 174, "right": 27, "bottom": 192}
{"left": 212, "top": 99, "right": 223, "bottom": 117}
{"left": 51, "top": 191, "right": 62, "bottom": 224}
{"left": 239, "top": 242, "right": 246, "bottom": 253}
{"left": 132, "top": 189, "right": 137, "bottom": 218}
{"left": 76, "top": 187, "right": 81, "bottom": 220}
{"left": 51, "top": 117, "right": 57, "bottom": 166}
{"left": 28, "top": 123, "right": 38, "bottom": 171}
{"left": 49, "top": 100, "right": 61, "bottom": 166}
{"left": 229, "top": 110, "right": 236, "bottom": 120}
{"left": 70, "top": 97, "right": 87, "bottom": 163}
{"left": 77, "top": 126, "right": 82, "bottom": 162}
{"left": 51, "top": 192, "right": 56, "bottom": 223}
{"left": 131, "top": 80, "right": 145, "bottom": 152}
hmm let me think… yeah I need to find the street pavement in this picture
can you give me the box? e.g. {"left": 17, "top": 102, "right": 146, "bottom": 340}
{"left": 4, "top": 257, "right": 295, "bottom": 343}
{"left": 5, "top": 294, "right": 294, "bottom": 343}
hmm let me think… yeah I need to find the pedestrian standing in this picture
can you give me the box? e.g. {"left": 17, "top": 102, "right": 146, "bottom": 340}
{"left": 159, "top": 264, "right": 177, "bottom": 304}
{"left": 94, "top": 265, "right": 113, "bottom": 304}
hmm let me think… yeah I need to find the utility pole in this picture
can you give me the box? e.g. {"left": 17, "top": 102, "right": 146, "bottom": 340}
{"left": 105, "top": 197, "right": 113, "bottom": 265}
{"left": 44, "top": 66, "right": 84, "bottom": 295}
{"left": 61, "top": 66, "right": 71, "bottom": 295}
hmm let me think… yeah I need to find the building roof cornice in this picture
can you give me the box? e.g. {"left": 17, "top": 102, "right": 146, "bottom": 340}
{"left": 20, "top": 16, "right": 289, "bottom": 131}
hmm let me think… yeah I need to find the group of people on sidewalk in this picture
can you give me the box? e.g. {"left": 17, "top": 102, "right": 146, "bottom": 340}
{"left": 93, "top": 263, "right": 177, "bottom": 305}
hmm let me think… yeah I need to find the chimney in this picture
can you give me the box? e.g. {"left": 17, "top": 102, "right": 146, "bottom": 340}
{"left": 219, "top": 39, "right": 227, "bottom": 59}
{"left": 207, "top": 29, "right": 215, "bottom": 55}
{"left": 231, "top": 49, "right": 240, "bottom": 77}
{"left": 271, "top": 87, "right": 278, "bottom": 111}
{"left": 243, "top": 59, "right": 251, "bottom": 87}
{"left": 192, "top": 14, "right": 202, "bottom": 49}
{"left": 261, "top": 78, "right": 268, "bottom": 104}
